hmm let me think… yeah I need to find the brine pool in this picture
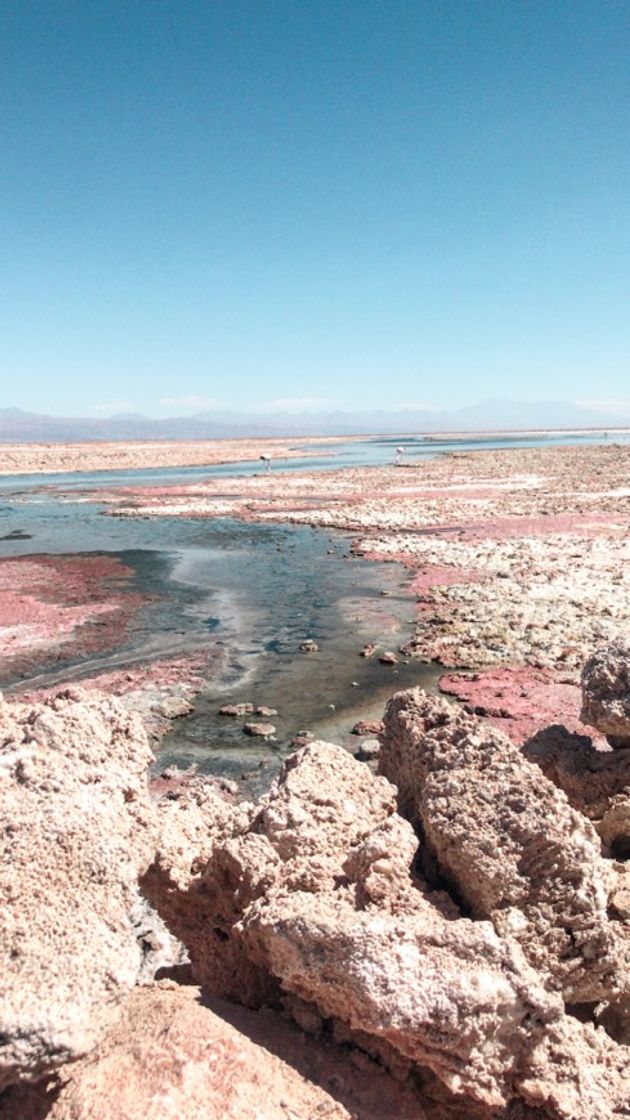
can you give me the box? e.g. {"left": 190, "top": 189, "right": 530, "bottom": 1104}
{"left": 0, "top": 480, "right": 440, "bottom": 781}
{"left": 2, "top": 429, "right": 626, "bottom": 781}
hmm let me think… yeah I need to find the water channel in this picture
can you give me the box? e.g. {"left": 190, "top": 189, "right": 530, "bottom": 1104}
{"left": 1, "top": 431, "right": 627, "bottom": 782}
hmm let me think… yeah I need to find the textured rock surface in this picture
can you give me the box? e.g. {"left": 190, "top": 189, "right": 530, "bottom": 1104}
{"left": 5, "top": 664, "right": 630, "bottom": 1119}
{"left": 140, "top": 770, "right": 267, "bottom": 1004}
{"left": 581, "top": 639, "right": 630, "bottom": 747}
{"left": 379, "top": 689, "right": 627, "bottom": 1004}
{"left": 146, "top": 737, "right": 630, "bottom": 1116}
{"left": 243, "top": 889, "right": 559, "bottom": 1108}
{"left": 0, "top": 688, "right": 156, "bottom": 1090}
{"left": 523, "top": 724, "right": 630, "bottom": 827}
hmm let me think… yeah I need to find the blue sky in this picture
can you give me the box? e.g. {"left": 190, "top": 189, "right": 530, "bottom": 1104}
{"left": 1, "top": 1, "right": 629, "bottom": 417}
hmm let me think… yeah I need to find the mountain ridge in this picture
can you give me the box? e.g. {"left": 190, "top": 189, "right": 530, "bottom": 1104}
{"left": 1, "top": 400, "right": 629, "bottom": 442}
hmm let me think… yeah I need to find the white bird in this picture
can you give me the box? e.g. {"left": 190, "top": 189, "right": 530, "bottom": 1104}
{"left": 395, "top": 445, "right": 405, "bottom": 464}
{"left": 259, "top": 453, "right": 272, "bottom": 473}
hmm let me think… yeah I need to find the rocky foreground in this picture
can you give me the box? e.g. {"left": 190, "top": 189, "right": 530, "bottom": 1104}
{"left": 2, "top": 639, "right": 630, "bottom": 1118}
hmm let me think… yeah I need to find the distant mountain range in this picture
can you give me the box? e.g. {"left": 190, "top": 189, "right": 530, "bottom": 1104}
{"left": 1, "top": 400, "right": 629, "bottom": 442}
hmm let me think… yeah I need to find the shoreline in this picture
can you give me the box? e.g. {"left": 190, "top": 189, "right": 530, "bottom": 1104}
{"left": 3, "top": 441, "right": 630, "bottom": 1118}
{"left": 76, "top": 441, "right": 630, "bottom": 748}
{"left": 2, "top": 425, "right": 629, "bottom": 477}
{"left": 5, "top": 442, "right": 629, "bottom": 759}
{"left": 0, "top": 435, "right": 343, "bottom": 477}
{"left": 0, "top": 520, "right": 434, "bottom": 771}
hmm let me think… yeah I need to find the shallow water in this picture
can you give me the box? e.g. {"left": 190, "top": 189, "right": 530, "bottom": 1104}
{"left": 2, "top": 428, "right": 626, "bottom": 780}
{"left": 0, "top": 492, "right": 440, "bottom": 777}
{"left": 1, "top": 430, "right": 628, "bottom": 492}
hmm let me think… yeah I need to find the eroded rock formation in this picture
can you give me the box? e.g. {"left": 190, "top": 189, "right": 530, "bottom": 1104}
{"left": 581, "top": 639, "right": 630, "bottom": 748}
{"left": 0, "top": 688, "right": 156, "bottom": 1090}
{"left": 8, "top": 983, "right": 356, "bottom": 1120}
{"left": 144, "top": 735, "right": 630, "bottom": 1118}
{"left": 379, "top": 689, "right": 627, "bottom": 1004}
{"left": 4, "top": 639, "right": 630, "bottom": 1119}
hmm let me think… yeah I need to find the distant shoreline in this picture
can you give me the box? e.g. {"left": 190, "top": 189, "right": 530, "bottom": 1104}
{"left": 0, "top": 436, "right": 340, "bottom": 477}
{"left": 2, "top": 427, "right": 630, "bottom": 477}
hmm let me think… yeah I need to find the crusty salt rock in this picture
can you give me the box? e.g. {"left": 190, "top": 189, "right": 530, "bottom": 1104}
{"left": 252, "top": 740, "right": 405, "bottom": 887}
{"left": 147, "top": 741, "right": 565, "bottom": 1110}
{"left": 351, "top": 719, "right": 382, "bottom": 736}
{"left": 1, "top": 981, "right": 441, "bottom": 1120}
{"left": 354, "top": 737, "right": 380, "bottom": 761}
{"left": 523, "top": 724, "right": 630, "bottom": 818}
{"left": 378, "top": 688, "right": 625, "bottom": 1003}
{"left": 142, "top": 742, "right": 413, "bottom": 1002}
{"left": 146, "top": 735, "right": 630, "bottom": 1118}
{"left": 581, "top": 639, "right": 630, "bottom": 747}
{"left": 0, "top": 689, "right": 156, "bottom": 1090}
{"left": 516, "top": 1015, "right": 630, "bottom": 1120}
{"left": 241, "top": 889, "right": 560, "bottom": 1109}
{"left": 139, "top": 775, "right": 270, "bottom": 1006}
{"left": 218, "top": 702, "right": 254, "bottom": 717}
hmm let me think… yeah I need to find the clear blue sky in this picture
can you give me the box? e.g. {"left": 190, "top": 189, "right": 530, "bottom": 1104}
{"left": 2, "top": 1, "right": 629, "bottom": 417}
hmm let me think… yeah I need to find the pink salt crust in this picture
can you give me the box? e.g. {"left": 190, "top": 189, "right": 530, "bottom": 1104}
{"left": 407, "top": 565, "right": 483, "bottom": 594}
{"left": 362, "top": 514, "right": 621, "bottom": 561}
{"left": 0, "top": 554, "right": 148, "bottom": 675}
{"left": 18, "top": 651, "right": 215, "bottom": 705}
{"left": 439, "top": 666, "right": 604, "bottom": 746}
{"left": 448, "top": 511, "right": 623, "bottom": 542}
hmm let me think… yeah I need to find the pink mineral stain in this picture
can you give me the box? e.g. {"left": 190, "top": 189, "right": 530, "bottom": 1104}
{"left": 439, "top": 666, "right": 603, "bottom": 745}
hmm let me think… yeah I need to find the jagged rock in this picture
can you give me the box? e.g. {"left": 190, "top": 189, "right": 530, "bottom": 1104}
{"left": 145, "top": 739, "right": 630, "bottom": 1116}
{"left": 299, "top": 639, "right": 319, "bottom": 653}
{"left": 522, "top": 726, "right": 630, "bottom": 864}
{"left": 255, "top": 705, "right": 278, "bottom": 717}
{"left": 242, "top": 889, "right": 560, "bottom": 1109}
{"left": 10, "top": 681, "right": 626, "bottom": 1119}
{"left": 359, "top": 643, "right": 377, "bottom": 658}
{"left": 0, "top": 689, "right": 156, "bottom": 1091}
{"left": 128, "top": 894, "right": 188, "bottom": 983}
{"left": 523, "top": 724, "right": 630, "bottom": 818}
{"left": 379, "top": 651, "right": 398, "bottom": 664}
{"left": 516, "top": 1015, "right": 630, "bottom": 1120}
{"left": 379, "top": 689, "right": 627, "bottom": 1004}
{"left": 154, "top": 695, "right": 194, "bottom": 720}
{"left": 140, "top": 777, "right": 270, "bottom": 1006}
{"left": 581, "top": 639, "right": 630, "bottom": 747}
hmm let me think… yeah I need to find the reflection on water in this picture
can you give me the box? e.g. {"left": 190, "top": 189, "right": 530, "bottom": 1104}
{"left": 1, "top": 430, "right": 629, "bottom": 493}
{"left": 2, "top": 429, "right": 626, "bottom": 781}
{"left": 0, "top": 493, "right": 440, "bottom": 776}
